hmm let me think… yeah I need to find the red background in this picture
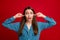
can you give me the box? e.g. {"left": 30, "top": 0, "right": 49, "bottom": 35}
{"left": 0, "top": 0, "right": 60, "bottom": 40}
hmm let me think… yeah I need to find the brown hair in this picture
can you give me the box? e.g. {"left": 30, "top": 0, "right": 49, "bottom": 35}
{"left": 18, "top": 6, "right": 38, "bottom": 36}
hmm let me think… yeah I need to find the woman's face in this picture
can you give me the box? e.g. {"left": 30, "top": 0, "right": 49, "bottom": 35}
{"left": 25, "top": 9, "right": 34, "bottom": 22}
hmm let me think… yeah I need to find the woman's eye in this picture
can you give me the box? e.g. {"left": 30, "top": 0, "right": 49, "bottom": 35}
{"left": 30, "top": 12, "right": 33, "bottom": 14}
{"left": 25, "top": 13, "right": 28, "bottom": 14}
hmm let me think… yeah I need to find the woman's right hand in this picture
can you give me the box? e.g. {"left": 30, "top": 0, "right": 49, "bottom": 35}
{"left": 13, "top": 13, "right": 24, "bottom": 19}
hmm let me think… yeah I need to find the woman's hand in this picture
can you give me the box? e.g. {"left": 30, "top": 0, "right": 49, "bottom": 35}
{"left": 13, "top": 13, "right": 24, "bottom": 19}
{"left": 35, "top": 12, "right": 46, "bottom": 18}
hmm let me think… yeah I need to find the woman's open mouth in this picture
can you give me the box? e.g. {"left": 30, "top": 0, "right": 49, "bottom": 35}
{"left": 28, "top": 18, "right": 31, "bottom": 19}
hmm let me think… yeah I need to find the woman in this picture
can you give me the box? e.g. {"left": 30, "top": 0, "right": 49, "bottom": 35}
{"left": 2, "top": 6, "right": 56, "bottom": 40}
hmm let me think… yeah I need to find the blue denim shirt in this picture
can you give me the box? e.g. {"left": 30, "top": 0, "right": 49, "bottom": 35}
{"left": 2, "top": 16, "right": 56, "bottom": 40}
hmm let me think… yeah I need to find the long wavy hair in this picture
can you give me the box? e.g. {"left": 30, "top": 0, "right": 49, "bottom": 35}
{"left": 18, "top": 6, "right": 38, "bottom": 36}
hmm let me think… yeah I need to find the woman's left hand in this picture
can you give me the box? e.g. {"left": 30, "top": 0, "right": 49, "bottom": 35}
{"left": 35, "top": 12, "right": 46, "bottom": 18}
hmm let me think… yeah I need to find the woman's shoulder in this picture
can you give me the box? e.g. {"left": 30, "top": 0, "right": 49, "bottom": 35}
{"left": 37, "top": 21, "right": 45, "bottom": 26}
{"left": 37, "top": 21, "right": 43, "bottom": 24}
{"left": 37, "top": 22, "right": 42, "bottom": 26}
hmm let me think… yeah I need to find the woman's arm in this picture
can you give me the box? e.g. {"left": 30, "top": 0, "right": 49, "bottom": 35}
{"left": 38, "top": 16, "right": 56, "bottom": 30}
{"left": 36, "top": 12, "right": 56, "bottom": 30}
{"left": 2, "top": 17, "right": 20, "bottom": 32}
{"left": 2, "top": 13, "right": 24, "bottom": 32}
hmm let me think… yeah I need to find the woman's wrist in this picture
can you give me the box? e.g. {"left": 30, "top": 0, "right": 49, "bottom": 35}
{"left": 13, "top": 16, "right": 17, "bottom": 19}
{"left": 41, "top": 15, "right": 46, "bottom": 18}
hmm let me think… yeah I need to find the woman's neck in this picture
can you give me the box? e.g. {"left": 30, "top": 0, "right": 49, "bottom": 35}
{"left": 25, "top": 21, "right": 32, "bottom": 30}
{"left": 26, "top": 21, "right": 32, "bottom": 24}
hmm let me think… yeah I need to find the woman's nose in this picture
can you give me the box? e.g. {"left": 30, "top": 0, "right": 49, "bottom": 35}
{"left": 27, "top": 13, "right": 31, "bottom": 16}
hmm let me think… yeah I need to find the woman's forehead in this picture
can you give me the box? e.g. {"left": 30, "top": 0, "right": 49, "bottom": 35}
{"left": 25, "top": 9, "right": 33, "bottom": 13}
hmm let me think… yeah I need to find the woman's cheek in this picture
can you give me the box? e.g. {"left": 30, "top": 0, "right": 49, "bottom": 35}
{"left": 31, "top": 15, "right": 34, "bottom": 18}
{"left": 25, "top": 15, "right": 28, "bottom": 20}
